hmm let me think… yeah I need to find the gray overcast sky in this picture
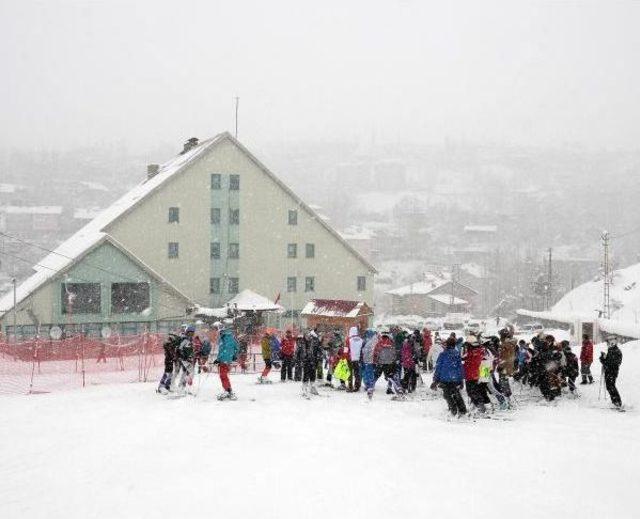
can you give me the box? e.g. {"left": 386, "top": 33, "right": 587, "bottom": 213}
{"left": 1, "top": 0, "right": 639, "bottom": 151}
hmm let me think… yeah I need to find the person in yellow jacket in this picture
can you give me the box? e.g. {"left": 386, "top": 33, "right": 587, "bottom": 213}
{"left": 258, "top": 332, "right": 273, "bottom": 384}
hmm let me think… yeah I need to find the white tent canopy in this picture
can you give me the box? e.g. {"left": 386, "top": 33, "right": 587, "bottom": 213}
{"left": 226, "top": 289, "right": 284, "bottom": 312}
{"left": 194, "top": 289, "right": 284, "bottom": 318}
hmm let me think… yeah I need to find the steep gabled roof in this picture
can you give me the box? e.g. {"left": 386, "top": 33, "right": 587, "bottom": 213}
{"left": 224, "top": 133, "right": 377, "bottom": 274}
{"left": 0, "top": 131, "right": 376, "bottom": 316}
{"left": 0, "top": 137, "right": 221, "bottom": 316}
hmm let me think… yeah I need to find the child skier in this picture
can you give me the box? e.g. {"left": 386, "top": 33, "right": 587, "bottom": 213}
{"left": 296, "top": 332, "right": 322, "bottom": 398}
{"left": 361, "top": 329, "right": 378, "bottom": 399}
{"left": 157, "top": 331, "right": 180, "bottom": 394}
{"left": 347, "top": 326, "right": 363, "bottom": 392}
{"left": 174, "top": 325, "right": 196, "bottom": 393}
{"left": 258, "top": 332, "right": 273, "bottom": 383}
{"left": 213, "top": 327, "right": 239, "bottom": 400}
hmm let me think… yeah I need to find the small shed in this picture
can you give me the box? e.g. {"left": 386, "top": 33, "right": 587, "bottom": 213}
{"left": 300, "top": 299, "right": 373, "bottom": 334}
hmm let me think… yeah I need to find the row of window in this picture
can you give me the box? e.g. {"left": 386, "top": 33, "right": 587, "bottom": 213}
{"left": 168, "top": 242, "right": 317, "bottom": 260}
{"left": 211, "top": 174, "right": 240, "bottom": 190}
{"left": 287, "top": 243, "right": 314, "bottom": 258}
{"left": 169, "top": 206, "right": 301, "bottom": 227}
{"left": 212, "top": 276, "right": 366, "bottom": 295}
{"left": 168, "top": 207, "right": 240, "bottom": 225}
{"left": 60, "top": 282, "right": 150, "bottom": 315}
{"left": 210, "top": 242, "right": 239, "bottom": 259}
{"left": 209, "top": 277, "right": 239, "bottom": 294}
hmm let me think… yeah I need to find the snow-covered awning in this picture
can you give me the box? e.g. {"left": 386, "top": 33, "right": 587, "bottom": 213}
{"left": 427, "top": 293, "right": 468, "bottom": 306}
{"left": 225, "top": 289, "right": 284, "bottom": 312}
{"left": 301, "top": 299, "right": 372, "bottom": 319}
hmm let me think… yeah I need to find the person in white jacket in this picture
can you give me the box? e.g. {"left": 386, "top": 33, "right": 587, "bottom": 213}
{"left": 347, "top": 326, "right": 364, "bottom": 392}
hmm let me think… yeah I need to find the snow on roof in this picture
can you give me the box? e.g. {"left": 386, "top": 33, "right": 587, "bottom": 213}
{"left": 301, "top": 299, "right": 372, "bottom": 318}
{"left": 386, "top": 275, "right": 450, "bottom": 296}
{"left": 0, "top": 132, "right": 376, "bottom": 316}
{"left": 73, "top": 208, "right": 103, "bottom": 220}
{"left": 0, "top": 183, "right": 19, "bottom": 194}
{"left": 225, "top": 289, "right": 284, "bottom": 312}
{"left": 460, "top": 263, "right": 485, "bottom": 278}
{"left": 427, "top": 293, "right": 468, "bottom": 306}
{"left": 2, "top": 206, "right": 63, "bottom": 215}
{"left": 551, "top": 262, "right": 640, "bottom": 322}
{"left": 340, "top": 225, "right": 375, "bottom": 241}
{"left": 464, "top": 225, "right": 497, "bottom": 233}
{"left": 79, "top": 181, "right": 109, "bottom": 192}
{"left": 597, "top": 318, "right": 640, "bottom": 340}
{"left": 0, "top": 136, "right": 221, "bottom": 316}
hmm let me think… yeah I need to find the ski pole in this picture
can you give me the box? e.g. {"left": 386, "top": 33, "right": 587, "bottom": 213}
{"left": 598, "top": 365, "right": 604, "bottom": 400}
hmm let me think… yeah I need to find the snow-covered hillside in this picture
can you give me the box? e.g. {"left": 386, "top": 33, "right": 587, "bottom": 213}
{"left": 553, "top": 262, "right": 640, "bottom": 322}
{"left": 1, "top": 341, "right": 638, "bottom": 518}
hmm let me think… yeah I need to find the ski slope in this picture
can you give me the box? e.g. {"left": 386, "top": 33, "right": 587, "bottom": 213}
{"left": 1, "top": 342, "right": 638, "bottom": 519}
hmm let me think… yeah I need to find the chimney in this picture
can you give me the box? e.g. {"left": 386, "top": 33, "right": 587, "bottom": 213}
{"left": 181, "top": 137, "right": 199, "bottom": 155}
{"left": 147, "top": 164, "right": 160, "bottom": 180}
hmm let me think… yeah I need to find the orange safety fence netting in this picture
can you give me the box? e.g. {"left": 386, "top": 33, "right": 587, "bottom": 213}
{"left": 0, "top": 333, "right": 279, "bottom": 395}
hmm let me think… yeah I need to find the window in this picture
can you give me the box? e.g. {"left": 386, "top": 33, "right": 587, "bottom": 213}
{"left": 210, "top": 277, "right": 220, "bottom": 294}
{"left": 211, "top": 174, "right": 221, "bottom": 189}
{"left": 287, "top": 277, "right": 297, "bottom": 293}
{"left": 229, "top": 174, "right": 240, "bottom": 190}
{"left": 111, "top": 282, "right": 150, "bottom": 314}
{"left": 210, "top": 208, "right": 221, "bottom": 224}
{"left": 210, "top": 242, "right": 221, "bottom": 259}
{"left": 357, "top": 276, "right": 367, "bottom": 291}
{"left": 288, "top": 209, "right": 298, "bottom": 225}
{"left": 168, "top": 207, "right": 180, "bottom": 223}
{"left": 168, "top": 242, "right": 179, "bottom": 258}
{"left": 305, "top": 276, "right": 315, "bottom": 292}
{"left": 61, "top": 283, "right": 101, "bottom": 314}
{"left": 305, "top": 243, "right": 315, "bottom": 258}
{"left": 228, "top": 277, "right": 239, "bottom": 294}
{"left": 287, "top": 243, "right": 297, "bottom": 258}
{"left": 228, "top": 243, "right": 240, "bottom": 259}
{"left": 229, "top": 208, "right": 240, "bottom": 225}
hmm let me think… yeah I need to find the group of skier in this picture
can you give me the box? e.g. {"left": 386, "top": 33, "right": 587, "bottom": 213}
{"left": 157, "top": 321, "right": 624, "bottom": 414}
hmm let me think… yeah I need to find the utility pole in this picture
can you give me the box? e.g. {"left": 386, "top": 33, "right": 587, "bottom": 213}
{"left": 450, "top": 264, "right": 460, "bottom": 308}
{"left": 12, "top": 277, "right": 16, "bottom": 343}
{"left": 234, "top": 96, "right": 239, "bottom": 139}
{"left": 602, "top": 231, "right": 611, "bottom": 319}
{"left": 545, "top": 248, "right": 553, "bottom": 311}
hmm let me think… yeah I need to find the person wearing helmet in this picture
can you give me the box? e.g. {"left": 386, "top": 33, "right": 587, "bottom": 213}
{"left": 296, "top": 331, "right": 323, "bottom": 398}
{"left": 173, "top": 325, "right": 196, "bottom": 393}
{"left": 213, "top": 328, "right": 239, "bottom": 400}
{"left": 280, "top": 330, "right": 296, "bottom": 382}
{"left": 600, "top": 336, "right": 623, "bottom": 409}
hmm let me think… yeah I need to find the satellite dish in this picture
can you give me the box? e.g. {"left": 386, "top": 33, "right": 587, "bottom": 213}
{"left": 50, "top": 326, "right": 63, "bottom": 340}
{"left": 101, "top": 326, "right": 112, "bottom": 339}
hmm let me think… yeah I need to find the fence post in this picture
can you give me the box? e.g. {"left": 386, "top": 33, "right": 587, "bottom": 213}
{"left": 81, "top": 335, "right": 86, "bottom": 388}
{"left": 28, "top": 339, "right": 38, "bottom": 394}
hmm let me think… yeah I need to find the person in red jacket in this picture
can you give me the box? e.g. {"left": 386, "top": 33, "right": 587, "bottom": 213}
{"left": 280, "top": 330, "right": 296, "bottom": 382}
{"left": 462, "top": 336, "right": 486, "bottom": 414}
{"left": 580, "top": 334, "right": 594, "bottom": 384}
{"left": 422, "top": 328, "right": 433, "bottom": 371}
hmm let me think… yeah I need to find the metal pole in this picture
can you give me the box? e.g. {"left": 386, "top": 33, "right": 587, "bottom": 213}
{"left": 12, "top": 277, "right": 16, "bottom": 343}
{"left": 234, "top": 96, "right": 239, "bottom": 139}
{"left": 602, "top": 231, "right": 611, "bottom": 319}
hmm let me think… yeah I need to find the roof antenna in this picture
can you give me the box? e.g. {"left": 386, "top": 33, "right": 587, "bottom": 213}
{"left": 234, "top": 96, "right": 239, "bottom": 139}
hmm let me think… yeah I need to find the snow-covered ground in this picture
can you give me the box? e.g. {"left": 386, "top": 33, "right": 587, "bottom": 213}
{"left": 1, "top": 342, "right": 639, "bottom": 519}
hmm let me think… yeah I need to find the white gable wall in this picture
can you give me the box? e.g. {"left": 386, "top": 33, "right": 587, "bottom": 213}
{"left": 106, "top": 136, "right": 374, "bottom": 311}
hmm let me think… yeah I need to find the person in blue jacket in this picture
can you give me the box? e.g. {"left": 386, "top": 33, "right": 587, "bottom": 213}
{"left": 432, "top": 336, "right": 467, "bottom": 417}
{"left": 213, "top": 326, "right": 239, "bottom": 401}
